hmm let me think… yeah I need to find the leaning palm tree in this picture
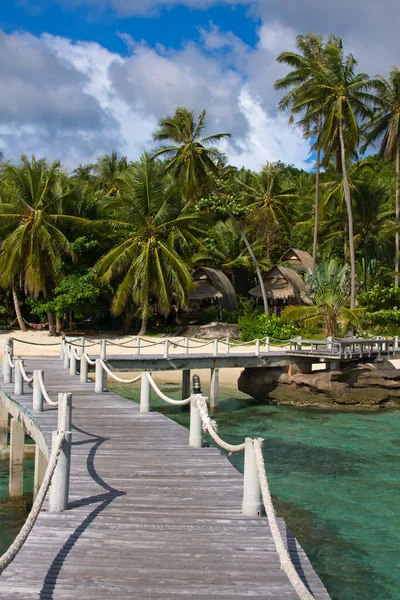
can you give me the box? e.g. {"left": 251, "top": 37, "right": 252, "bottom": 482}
{"left": 302, "top": 40, "right": 377, "bottom": 308}
{"left": 275, "top": 33, "right": 326, "bottom": 267}
{"left": 95, "top": 154, "right": 200, "bottom": 335}
{"left": 281, "top": 260, "right": 364, "bottom": 337}
{"left": 0, "top": 155, "right": 90, "bottom": 334}
{"left": 362, "top": 67, "right": 400, "bottom": 285}
{"left": 152, "top": 107, "right": 270, "bottom": 314}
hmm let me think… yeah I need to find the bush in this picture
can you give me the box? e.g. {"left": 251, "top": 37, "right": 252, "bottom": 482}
{"left": 364, "top": 310, "right": 400, "bottom": 330}
{"left": 238, "top": 306, "right": 300, "bottom": 342}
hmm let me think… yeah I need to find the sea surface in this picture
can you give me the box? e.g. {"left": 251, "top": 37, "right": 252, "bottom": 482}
{"left": 1, "top": 384, "right": 399, "bottom": 600}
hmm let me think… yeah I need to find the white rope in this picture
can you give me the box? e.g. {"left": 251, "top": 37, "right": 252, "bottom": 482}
{"left": 6, "top": 352, "right": 15, "bottom": 369}
{"left": 72, "top": 347, "right": 82, "bottom": 361}
{"left": 19, "top": 361, "right": 34, "bottom": 384}
{"left": 38, "top": 371, "right": 59, "bottom": 407}
{"left": 83, "top": 353, "right": 96, "bottom": 366}
{"left": 145, "top": 372, "right": 192, "bottom": 406}
{"left": 193, "top": 396, "right": 246, "bottom": 453}
{"left": 99, "top": 360, "right": 142, "bottom": 384}
{"left": 253, "top": 440, "right": 316, "bottom": 600}
{"left": 0, "top": 430, "right": 65, "bottom": 574}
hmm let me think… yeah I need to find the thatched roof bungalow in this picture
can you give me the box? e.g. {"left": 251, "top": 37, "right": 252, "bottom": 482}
{"left": 189, "top": 267, "right": 237, "bottom": 312}
{"left": 249, "top": 265, "right": 307, "bottom": 305}
{"left": 280, "top": 248, "right": 313, "bottom": 272}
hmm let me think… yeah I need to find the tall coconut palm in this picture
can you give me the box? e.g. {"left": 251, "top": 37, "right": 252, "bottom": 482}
{"left": 152, "top": 107, "right": 270, "bottom": 314}
{"left": 0, "top": 155, "right": 90, "bottom": 334}
{"left": 93, "top": 151, "right": 129, "bottom": 196}
{"left": 303, "top": 40, "right": 377, "bottom": 307}
{"left": 362, "top": 67, "right": 400, "bottom": 286}
{"left": 95, "top": 154, "right": 200, "bottom": 335}
{"left": 282, "top": 260, "right": 364, "bottom": 336}
{"left": 275, "top": 33, "right": 326, "bottom": 268}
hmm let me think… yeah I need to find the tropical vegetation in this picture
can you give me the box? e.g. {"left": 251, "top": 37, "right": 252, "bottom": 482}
{"left": 1, "top": 34, "right": 400, "bottom": 337}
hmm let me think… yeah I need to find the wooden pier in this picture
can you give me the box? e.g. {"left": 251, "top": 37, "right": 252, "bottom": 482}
{"left": 0, "top": 351, "right": 331, "bottom": 599}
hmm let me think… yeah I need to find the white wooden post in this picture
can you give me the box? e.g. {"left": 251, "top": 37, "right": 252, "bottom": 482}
{"left": 184, "top": 337, "right": 189, "bottom": 355}
{"left": 210, "top": 368, "right": 219, "bottom": 411}
{"left": 9, "top": 418, "right": 24, "bottom": 499}
{"left": 255, "top": 339, "right": 260, "bottom": 357}
{"left": 79, "top": 336, "right": 85, "bottom": 356}
{"left": 265, "top": 336, "right": 270, "bottom": 353}
{"left": 3, "top": 347, "right": 12, "bottom": 384}
{"left": 33, "top": 445, "right": 47, "bottom": 501}
{"left": 189, "top": 401, "right": 203, "bottom": 449}
{"left": 49, "top": 393, "right": 72, "bottom": 513}
{"left": 95, "top": 359, "right": 105, "bottom": 393}
{"left": 163, "top": 339, "right": 170, "bottom": 359}
{"left": 80, "top": 354, "right": 88, "bottom": 383}
{"left": 0, "top": 401, "right": 8, "bottom": 447}
{"left": 14, "top": 360, "right": 24, "bottom": 395}
{"left": 135, "top": 336, "right": 141, "bottom": 356}
{"left": 33, "top": 370, "right": 44, "bottom": 412}
{"left": 69, "top": 348, "right": 77, "bottom": 376}
{"left": 100, "top": 339, "right": 107, "bottom": 360}
{"left": 395, "top": 336, "right": 399, "bottom": 351}
{"left": 63, "top": 344, "right": 70, "bottom": 369}
{"left": 60, "top": 338, "right": 65, "bottom": 361}
{"left": 242, "top": 438, "right": 263, "bottom": 517}
{"left": 140, "top": 373, "right": 150, "bottom": 413}
{"left": 213, "top": 339, "right": 218, "bottom": 357}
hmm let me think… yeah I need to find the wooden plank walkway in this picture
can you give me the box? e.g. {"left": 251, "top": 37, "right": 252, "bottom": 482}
{"left": 0, "top": 357, "right": 331, "bottom": 599}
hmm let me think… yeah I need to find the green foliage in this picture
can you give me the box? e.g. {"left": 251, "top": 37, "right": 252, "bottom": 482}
{"left": 365, "top": 310, "right": 400, "bottom": 328}
{"left": 357, "top": 284, "right": 400, "bottom": 312}
{"left": 238, "top": 304, "right": 299, "bottom": 342}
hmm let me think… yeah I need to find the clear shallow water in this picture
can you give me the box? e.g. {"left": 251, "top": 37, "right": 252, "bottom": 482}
{"left": 1, "top": 384, "right": 399, "bottom": 600}
{"left": 109, "top": 381, "right": 400, "bottom": 600}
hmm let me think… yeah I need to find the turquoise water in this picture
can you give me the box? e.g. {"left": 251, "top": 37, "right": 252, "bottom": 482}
{"left": 1, "top": 384, "right": 399, "bottom": 600}
{"left": 109, "top": 382, "right": 400, "bottom": 600}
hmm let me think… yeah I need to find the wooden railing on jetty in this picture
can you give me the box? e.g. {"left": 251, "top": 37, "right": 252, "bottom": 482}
{"left": 0, "top": 336, "right": 332, "bottom": 599}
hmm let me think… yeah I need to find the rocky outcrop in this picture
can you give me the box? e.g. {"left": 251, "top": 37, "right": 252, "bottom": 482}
{"left": 238, "top": 359, "right": 400, "bottom": 409}
{"left": 178, "top": 322, "right": 240, "bottom": 339}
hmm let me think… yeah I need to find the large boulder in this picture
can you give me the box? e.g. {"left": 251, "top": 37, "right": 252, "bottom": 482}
{"left": 238, "top": 363, "right": 400, "bottom": 409}
{"left": 178, "top": 322, "right": 240, "bottom": 340}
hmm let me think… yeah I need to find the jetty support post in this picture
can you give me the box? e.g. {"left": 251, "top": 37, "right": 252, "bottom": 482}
{"left": 63, "top": 344, "right": 70, "bottom": 370}
{"left": 182, "top": 369, "right": 191, "bottom": 400}
{"left": 33, "top": 445, "right": 47, "bottom": 501}
{"left": 100, "top": 339, "right": 107, "bottom": 360}
{"left": 95, "top": 359, "right": 105, "bottom": 393}
{"left": 9, "top": 417, "right": 24, "bottom": 500}
{"left": 49, "top": 393, "right": 72, "bottom": 513}
{"left": 69, "top": 347, "right": 77, "bottom": 376}
{"left": 33, "top": 370, "right": 44, "bottom": 412}
{"left": 79, "top": 336, "right": 85, "bottom": 356}
{"left": 60, "top": 337, "right": 65, "bottom": 361}
{"left": 210, "top": 368, "right": 219, "bottom": 411}
{"left": 213, "top": 339, "right": 218, "bottom": 357}
{"left": 3, "top": 345, "right": 12, "bottom": 385}
{"left": 80, "top": 353, "right": 88, "bottom": 383}
{"left": 163, "top": 340, "right": 169, "bottom": 359}
{"left": 14, "top": 359, "right": 24, "bottom": 396}
{"left": 0, "top": 401, "right": 8, "bottom": 448}
{"left": 184, "top": 337, "right": 189, "bottom": 355}
{"left": 242, "top": 438, "right": 263, "bottom": 517}
{"left": 189, "top": 401, "right": 203, "bottom": 450}
{"left": 140, "top": 373, "right": 150, "bottom": 413}
{"left": 135, "top": 336, "right": 141, "bottom": 356}
{"left": 265, "top": 336, "right": 270, "bottom": 353}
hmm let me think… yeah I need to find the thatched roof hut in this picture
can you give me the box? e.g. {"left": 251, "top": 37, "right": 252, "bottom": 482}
{"left": 280, "top": 248, "right": 313, "bottom": 272}
{"left": 189, "top": 267, "right": 237, "bottom": 312}
{"left": 249, "top": 265, "right": 307, "bottom": 304}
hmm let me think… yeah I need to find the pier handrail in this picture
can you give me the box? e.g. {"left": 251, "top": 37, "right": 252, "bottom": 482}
{"left": 144, "top": 371, "right": 314, "bottom": 599}
{"left": 99, "top": 359, "right": 142, "bottom": 385}
{"left": 0, "top": 392, "right": 71, "bottom": 575}
{"left": 36, "top": 370, "right": 59, "bottom": 407}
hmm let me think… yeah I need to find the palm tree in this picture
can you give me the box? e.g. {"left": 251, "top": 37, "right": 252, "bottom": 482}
{"left": 95, "top": 154, "right": 200, "bottom": 335}
{"left": 362, "top": 67, "right": 400, "bottom": 286}
{"left": 275, "top": 33, "right": 326, "bottom": 268}
{"left": 93, "top": 151, "right": 129, "bottom": 196}
{"left": 282, "top": 260, "right": 364, "bottom": 336}
{"left": 152, "top": 107, "right": 271, "bottom": 314}
{"left": 0, "top": 155, "right": 89, "bottom": 334}
{"left": 304, "top": 40, "right": 377, "bottom": 307}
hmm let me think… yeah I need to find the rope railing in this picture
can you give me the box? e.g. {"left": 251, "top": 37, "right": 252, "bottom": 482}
{"left": 83, "top": 353, "right": 96, "bottom": 366}
{"left": 19, "top": 361, "right": 34, "bottom": 384}
{"left": 99, "top": 360, "right": 142, "bottom": 385}
{"left": 253, "top": 440, "right": 316, "bottom": 600}
{"left": 193, "top": 395, "right": 246, "bottom": 453}
{"left": 145, "top": 372, "right": 192, "bottom": 405}
{"left": 37, "top": 371, "right": 59, "bottom": 407}
{"left": 0, "top": 429, "right": 65, "bottom": 575}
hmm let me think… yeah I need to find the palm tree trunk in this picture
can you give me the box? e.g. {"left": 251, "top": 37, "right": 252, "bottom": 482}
{"left": 12, "top": 287, "right": 27, "bottom": 332}
{"left": 56, "top": 316, "right": 62, "bottom": 334}
{"left": 43, "top": 286, "right": 56, "bottom": 336}
{"left": 139, "top": 298, "right": 148, "bottom": 336}
{"left": 312, "top": 118, "right": 322, "bottom": 269}
{"left": 395, "top": 135, "right": 399, "bottom": 287}
{"left": 339, "top": 119, "right": 356, "bottom": 308}
{"left": 215, "top": 189, "right": 269, "bottom": 315}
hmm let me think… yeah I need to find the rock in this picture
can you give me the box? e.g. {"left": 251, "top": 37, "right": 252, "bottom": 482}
{"left": 178, "top": 322, "right": 240, "bottom": 340}
{"left": 238, "top": 363, "right": 400, "bottom": 410}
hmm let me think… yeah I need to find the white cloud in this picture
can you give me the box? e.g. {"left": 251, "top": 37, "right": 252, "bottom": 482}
{"left": 63, "top": 0, "right": 254, "bottom": 16}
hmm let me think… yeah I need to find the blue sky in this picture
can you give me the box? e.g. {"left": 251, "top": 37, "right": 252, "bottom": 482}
{"left": 0, "top": 0, "right": 397, "bottom": 169}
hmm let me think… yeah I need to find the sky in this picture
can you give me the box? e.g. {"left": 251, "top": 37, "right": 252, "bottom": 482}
{"left": 0, "top": 0, "right": 399, "bottom": 171}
